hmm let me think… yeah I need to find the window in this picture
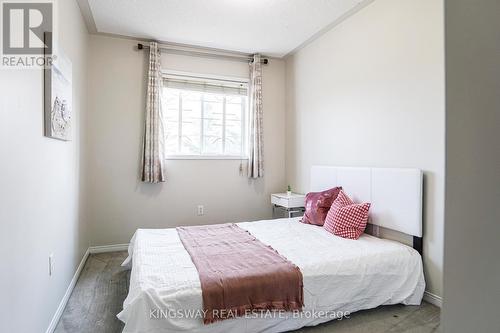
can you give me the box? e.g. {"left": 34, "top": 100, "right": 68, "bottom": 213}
{"left": 162, "top": 73, "right": 248, "bottom": 158}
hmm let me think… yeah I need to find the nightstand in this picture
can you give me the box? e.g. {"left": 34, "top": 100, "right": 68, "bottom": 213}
{"left": 271, "top": 193, "right": 306, "bottom": 218}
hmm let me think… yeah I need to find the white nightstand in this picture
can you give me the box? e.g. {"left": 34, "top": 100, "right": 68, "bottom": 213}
{"left": 271, "top": 193, "right": 306, "bottom": 218}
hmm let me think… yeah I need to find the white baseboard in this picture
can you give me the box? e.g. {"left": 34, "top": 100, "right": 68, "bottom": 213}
{"left": 89, "top": 243, "right": 129, "bottom": 254}
{"left": 45, "top": 248, "right": 90, "bottom": 333}
{"left": 45, "top": 244, "right": 129, "bottom": 333}
{"left": 423, "top": 291, "right": 443, "bottom": 308}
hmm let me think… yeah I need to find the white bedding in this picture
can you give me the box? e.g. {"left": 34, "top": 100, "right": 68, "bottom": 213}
{"left": 118, "top": 218, "right": 425, "bottom": 333}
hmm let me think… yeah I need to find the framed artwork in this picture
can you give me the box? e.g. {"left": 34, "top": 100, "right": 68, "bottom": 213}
{"left": 44, "top": 33, "right": 72, "bottom": 141}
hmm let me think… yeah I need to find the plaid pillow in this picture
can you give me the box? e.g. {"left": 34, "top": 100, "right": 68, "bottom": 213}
{"left": 324, "top": 190, "right": 371, "bottom": 240}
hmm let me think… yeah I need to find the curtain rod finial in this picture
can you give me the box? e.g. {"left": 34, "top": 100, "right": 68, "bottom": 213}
{"left": 137, "top": 43, "right": 144, "bottom": 50}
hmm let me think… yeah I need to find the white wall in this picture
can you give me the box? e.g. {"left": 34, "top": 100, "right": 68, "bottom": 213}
{"left": 443, "top": 0, "right": 500, "bottom": 331}
{"left": 0, "top": 0, "right": 89, "bottom": 332}
{"left": 285, "top": 0, "right": 445, "bottom": 297}
{"left": 86, "top": 35, "right": 286, "bottom": 246}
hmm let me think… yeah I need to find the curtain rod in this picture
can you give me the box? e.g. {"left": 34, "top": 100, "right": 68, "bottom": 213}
{"left": 137, "top": 43, "right": 269, "bottom": 64}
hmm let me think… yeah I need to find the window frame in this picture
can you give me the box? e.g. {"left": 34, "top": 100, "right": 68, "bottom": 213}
{"left": 162, "top": 70, "right": 249, "bottom": 160}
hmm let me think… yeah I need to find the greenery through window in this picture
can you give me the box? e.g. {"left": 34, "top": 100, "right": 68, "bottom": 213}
{"left": 162, "top": 79, "right": 247, "bottom": 158}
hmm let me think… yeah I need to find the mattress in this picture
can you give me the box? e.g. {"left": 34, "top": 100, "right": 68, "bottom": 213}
{"left": 118, "top": 218, "right": 425, "bottom": 333}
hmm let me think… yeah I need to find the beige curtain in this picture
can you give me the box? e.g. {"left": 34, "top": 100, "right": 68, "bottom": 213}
{"left": 247, "top": 54, "right": 264, "bottom": 178}
{"left": 141, "top": 41, "right": 166, "bottom": 183}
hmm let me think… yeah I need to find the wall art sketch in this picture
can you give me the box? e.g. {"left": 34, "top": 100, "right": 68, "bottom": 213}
{"left": 44, "top": 34, "right": 72, "bottom": 141}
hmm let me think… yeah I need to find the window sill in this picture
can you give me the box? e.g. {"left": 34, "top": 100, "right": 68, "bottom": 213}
{"left": 165, "top": 155, "right": 249, "bottom": 160}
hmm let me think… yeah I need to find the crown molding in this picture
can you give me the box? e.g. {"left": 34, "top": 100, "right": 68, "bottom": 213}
{"left": 75, "top": 0, "right": 97, "bottom": 33}
{"left": 284, "top": 0, "right": 376, "bottom": 58}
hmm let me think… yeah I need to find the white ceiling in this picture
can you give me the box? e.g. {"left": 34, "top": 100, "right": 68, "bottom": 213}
{"left": 85, "top": 0, "right": 369, "bottom": 57}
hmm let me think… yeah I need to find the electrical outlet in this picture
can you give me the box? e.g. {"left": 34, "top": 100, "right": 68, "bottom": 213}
{"left": 48, "top": 254, "right": 54, "bottom": 276}
{"left": 197, "top": 205, "right": 204, "bottom": 216}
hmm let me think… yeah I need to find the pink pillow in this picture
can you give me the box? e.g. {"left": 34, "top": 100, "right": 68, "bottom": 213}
{"left": 301, "top": 187, "right": 342, "bottom": 226}
{"left": 323, "top": 190, "right": 371, "bottom": 240}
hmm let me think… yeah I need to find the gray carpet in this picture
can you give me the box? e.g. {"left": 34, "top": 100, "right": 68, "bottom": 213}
{"left": 55, "top": 252, "right": 440, "bottom": 333}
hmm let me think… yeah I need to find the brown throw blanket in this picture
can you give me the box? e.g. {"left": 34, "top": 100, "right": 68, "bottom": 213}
{"left": 177, "top": 223, "right": 304, "bottom": 324}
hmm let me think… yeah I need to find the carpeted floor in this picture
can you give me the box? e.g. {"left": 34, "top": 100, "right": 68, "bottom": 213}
{"left": 55, "top": 252, "right": 440, "bottom": 333}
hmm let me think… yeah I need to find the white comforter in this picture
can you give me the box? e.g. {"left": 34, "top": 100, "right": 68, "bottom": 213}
{"left": 118, "top": 218, "right": 425, "bottom": 333}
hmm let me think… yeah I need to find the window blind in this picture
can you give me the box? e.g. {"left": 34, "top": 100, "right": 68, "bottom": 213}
{"left": 163, "top": 73, "right": 248, "bottom": 96}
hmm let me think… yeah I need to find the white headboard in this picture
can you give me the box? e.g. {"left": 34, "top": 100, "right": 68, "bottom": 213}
{"left": 311, "top": 166, "right": 423, "bottom": 237}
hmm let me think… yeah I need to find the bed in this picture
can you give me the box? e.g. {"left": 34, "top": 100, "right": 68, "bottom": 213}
{"left": 118, "top": 166, "right": 426, "bottom": 333}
